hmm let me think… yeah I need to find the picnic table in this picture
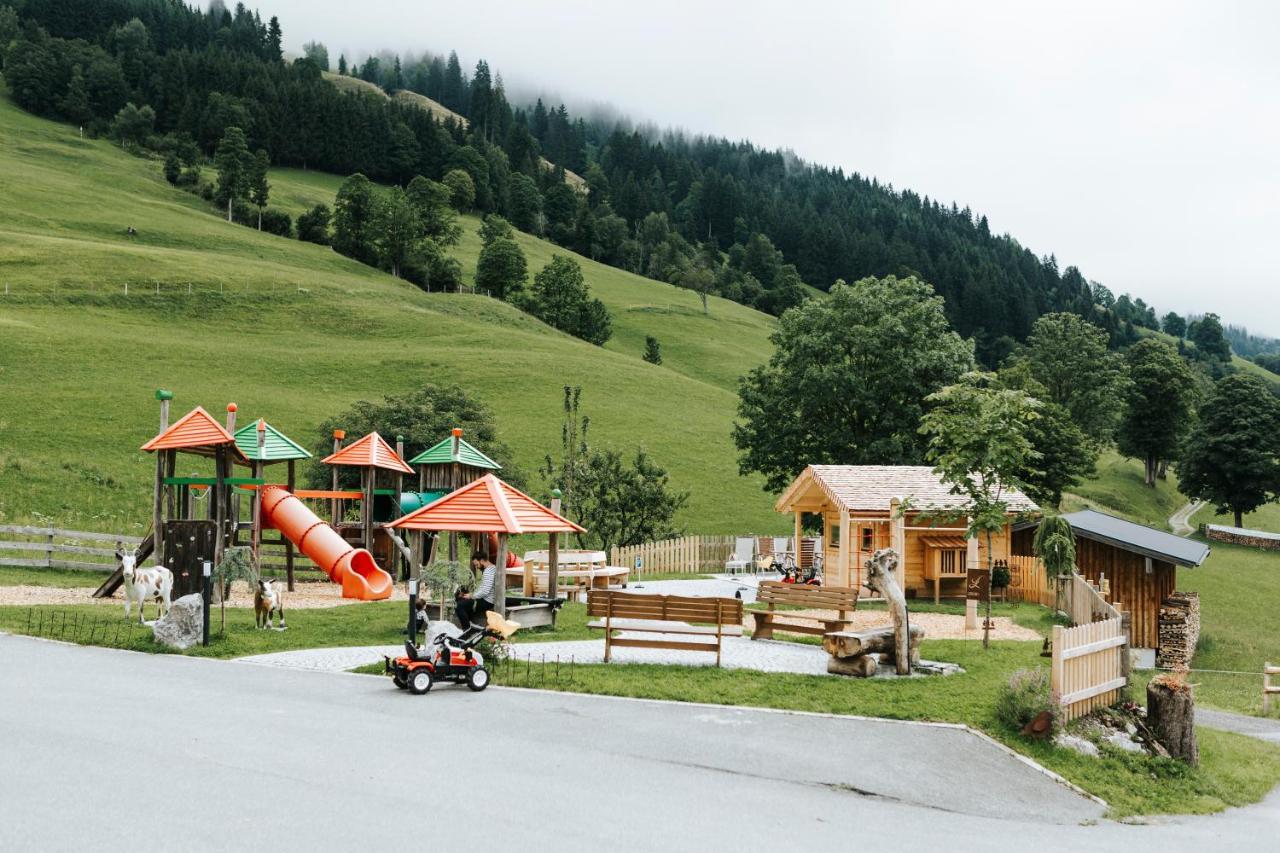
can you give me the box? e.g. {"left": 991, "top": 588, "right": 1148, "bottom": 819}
{"left": 518, "top": 550, "right": 629, "bottom": 599}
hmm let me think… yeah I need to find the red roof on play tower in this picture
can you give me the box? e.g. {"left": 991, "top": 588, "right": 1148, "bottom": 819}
{"left": 389, "top": 474, "right": 585, "bottom": 534}
{"left": 140, "top": 406, "right": 247, "bottom": 460}
{"left": 322, "top": 431, "right": 413, "bottom": 474}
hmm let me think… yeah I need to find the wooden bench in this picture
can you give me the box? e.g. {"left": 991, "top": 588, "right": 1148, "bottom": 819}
{"left": 749, "top": 581, "right": 859, "bottom": 640}
{"left": 587, "top": 590, "right": 744, "bottom": 666}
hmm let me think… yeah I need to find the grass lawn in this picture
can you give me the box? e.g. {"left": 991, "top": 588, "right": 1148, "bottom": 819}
{"left": 0, "top": 81, "right": 780, "bottom": 536}
{"left": 1128, "top": 540, "right": 1280, "bottom": 717}
{"left": 1062, "top": 450, "right": 1187, "bottom": 528}
{"left": 0, "top": 566, "right": 104, "bottom": 587}
{"left": 1192, "top": 501, "right": 1280, "bottom": 534}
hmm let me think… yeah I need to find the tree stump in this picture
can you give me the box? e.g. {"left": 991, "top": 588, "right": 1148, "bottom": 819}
{"left": 864, "top": 548, "right": 913, "bottom": 675}
{"left": 1147, "top": 674, "right": 1198, "bottom": 765}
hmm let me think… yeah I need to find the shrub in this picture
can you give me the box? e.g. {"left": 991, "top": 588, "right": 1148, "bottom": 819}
{"left": 995, "top": 667, "right": 1054, "bottom": 731}
{"left": 259, "top": 208, "right": 293, "bottom": 237}
{"left": 296, "top": 203, "right": 332, "bottom": 245}
{"left": 991, "top": 563, "right": 1011, "bottom": 589}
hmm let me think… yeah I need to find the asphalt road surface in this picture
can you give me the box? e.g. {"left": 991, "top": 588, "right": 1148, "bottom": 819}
{"left": 1, "top": 634, "right": 1277, "bottom": 852}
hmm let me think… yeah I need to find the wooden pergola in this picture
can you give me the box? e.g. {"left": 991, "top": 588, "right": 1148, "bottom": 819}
{"left": 389, "top": 474, "right": 584, "bottom": 617}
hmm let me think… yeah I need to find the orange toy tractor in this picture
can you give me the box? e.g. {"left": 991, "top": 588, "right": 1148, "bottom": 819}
{"left": 386, "top": 623, "right": 496, "bottom": 694}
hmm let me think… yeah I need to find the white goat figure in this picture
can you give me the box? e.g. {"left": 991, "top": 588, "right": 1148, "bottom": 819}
{"left": 254, "top": 578, "right": 286, "bottom": 630}
{"left": 118, "top": 546, "right": 173, "bottom": 624}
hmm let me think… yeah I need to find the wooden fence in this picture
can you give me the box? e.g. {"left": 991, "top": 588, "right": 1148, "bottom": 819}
{"left": 0, "top": 525, "right": 143, "bottom": 572}
{"left": 1005, "top": 555, "right": 1055, "bottom": 607}
{"left": 610, "top": 535, "right": 736, "bottom": 576}
{"left": 1062, "top": 572, "right": 1119, "bottom": 625}
{"left": 1052, "top": 616, "right": 1128, "bottom": 721}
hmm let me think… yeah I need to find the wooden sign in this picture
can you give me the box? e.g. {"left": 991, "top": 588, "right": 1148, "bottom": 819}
{"left": 966, "top": 568, "right": 990, "bottom": 602}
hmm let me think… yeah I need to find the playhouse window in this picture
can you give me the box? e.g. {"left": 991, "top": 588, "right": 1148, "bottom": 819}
{"left": 860, "top": 527, "right": 874, "bottom": 552}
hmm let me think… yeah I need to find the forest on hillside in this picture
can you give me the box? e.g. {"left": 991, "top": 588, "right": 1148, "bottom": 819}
{"left": 0, "top": 0, "right": 1260, "bottom": 366}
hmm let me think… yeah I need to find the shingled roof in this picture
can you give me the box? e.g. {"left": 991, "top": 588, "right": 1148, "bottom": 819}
{"left": 140, "top": 406, "right": 248, "bottom": 462}
{"left": 389, "top": 474, "right": 584, "bottom": 534}
{"left": 233, "top": 420, "right": 312, "bottom": 463}
{"left": 775, "top": 465, "right": 1039, "bottom": 514}
{"left": 322, "top": 432, "right": 413, "bottom": 474}
{"left": 407, "top": 435, "right": 501, "bottom": 470}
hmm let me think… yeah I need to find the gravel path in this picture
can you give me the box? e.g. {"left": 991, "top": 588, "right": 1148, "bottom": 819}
{"left": 1169, "top": 500, "right": 1207, "bottom": 536}
{"left": 1197, "top": 708, "right": 1280, "bottom": 743}
{"left": 0, "top": 580, "right": 407, "bottom": 609}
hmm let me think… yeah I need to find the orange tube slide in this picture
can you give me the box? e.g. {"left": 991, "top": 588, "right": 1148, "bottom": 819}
{"left": 260, "top": 485, "right": 392, "bottom": 601}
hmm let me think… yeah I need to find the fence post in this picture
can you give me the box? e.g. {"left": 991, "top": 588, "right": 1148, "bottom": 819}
{"left": 1120, "top": 612, "right": 1132, "bottom": 683}
{"left": 1051, "top": 624, "right": 1064, "bottom": 712}
{"left": 46, "top": 525, "right": 55, "bottom": 568}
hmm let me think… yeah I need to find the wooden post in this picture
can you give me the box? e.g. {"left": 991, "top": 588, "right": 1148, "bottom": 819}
{"left": 252, "top": 420, "right": 265, "bottom": 570}
{"left": 965, "top": 526, "right": 980, "bottom": 630}
{"left": 548, "top": 489, "right": 562, "bottom": 598}
{"left": 448, "top": 428, "right": 461, "bottom": 562}
{"left": 153, "top": 389, "right": 172, "bottom": 570}
{"left": 395, "top": 436, "right": 405, "bottom": 581}
{"left": 793, "top": 511, "right": 803, "bottom": 571}
{"left": 330, "top": 430, "right": 344, "bottom": 527}
{"left": 285, "top": 459, "right": 296, "bottom": 591}
{"left": 495, "top": 532, "right": 508, "bottom": 617}
{"left": 837, "top": 506, "right": 851, "bottom": 588}
{"left": 362, "top": 467, "right": 374, "bottom": 550}
{"left": 213, "top": 445, "right": 227, "bottom": 567}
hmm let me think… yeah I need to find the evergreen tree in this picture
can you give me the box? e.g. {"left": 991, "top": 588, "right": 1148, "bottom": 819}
{"left": 478, "top": 214, "right": 513, "bottom": 245}
{"left": 507, "top": 173, "right": 543, "bottom": 233}
{"left": 643, "top": 336, "right": 662, "bottom": 365}
{"left": 265, "top": 16, "right": 282, "bottom": 61}
{"left": 1179, "top": 374, "right": 1280, "bottom": 527}
{"left": 1162, "top": 312, "right": 1187, "bottom": 338}
{"left": 337, "top": 53, "right": 347, "bottom": 75}
{"left": 212, "top": 125, "right": 251, "bottom": 221}
{"left": 405, "top": 176, "right": 459, "bottom": 245}
{"left": 249, "top": 148, "right": 270, "bottom": 229}
{"left": 163, "top": 151, "right": 181, "bottom": 185}
{"left": 475, "top": 236, "right": 527, "bottom": 300}
{"left": 333, "top": 173, "right": 378, "bottom": 265}
{"left": 1116, "top": 339, "right": 1199, "bottom": 486}
{"left": 58, "top": 64, "right": 92, "bottom": 127}
{"left": 442, "top": 50, "right": 465, "bottom": 112}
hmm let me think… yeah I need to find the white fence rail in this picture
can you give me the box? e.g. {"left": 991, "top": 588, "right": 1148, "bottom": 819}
{"left": 0, "top": 525, "right": 142, "bottom": 572}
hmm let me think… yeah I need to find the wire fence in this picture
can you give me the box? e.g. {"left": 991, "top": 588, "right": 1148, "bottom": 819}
{"left": 0, "top": 280, "right": 497, "bottom": 299}
{"left": 21, "top": 607, "right": 142, "bottom": 648}
{"left": 496, "top": 650, "right": 582, "bottom": 690}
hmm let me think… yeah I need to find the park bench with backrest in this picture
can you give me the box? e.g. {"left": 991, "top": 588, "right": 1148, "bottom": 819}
{"left": 749, "top": 581, "right": 860, "bottom": 640}
{"left": 586, "top": 590, "right": 744, "bottom": 666}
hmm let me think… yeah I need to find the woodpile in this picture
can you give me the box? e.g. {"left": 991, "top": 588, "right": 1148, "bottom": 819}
{"left": 1157, "top": 591, "right": 1200, "bottom": 669}
{"left": 824, "top": 625, "right": 925, "bottom": 677}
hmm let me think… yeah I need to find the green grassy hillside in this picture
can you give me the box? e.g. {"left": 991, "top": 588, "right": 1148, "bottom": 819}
{"left": 1061, "top": 451, "right": 1187, "bottom": 528}
{"left": 0, "top": 84, "right": 782, "bottom": 535}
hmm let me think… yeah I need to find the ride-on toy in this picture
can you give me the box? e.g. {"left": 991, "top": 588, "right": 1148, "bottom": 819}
{"left": 386, "top": 623, "right": 496, "bottom": 694}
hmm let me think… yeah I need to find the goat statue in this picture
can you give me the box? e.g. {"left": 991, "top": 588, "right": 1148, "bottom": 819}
{"left": 117, "top": 544, "right": 174, "bottom": 625}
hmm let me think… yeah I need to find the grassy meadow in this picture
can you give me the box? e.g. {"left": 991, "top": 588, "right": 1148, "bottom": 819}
{"left": 0, "top": 82, "right": 781, "bottom": 535}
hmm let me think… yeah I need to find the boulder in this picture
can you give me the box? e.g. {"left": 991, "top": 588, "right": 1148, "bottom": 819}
{"left": 151, "top": 594, "right": 203, "bottom": 650}
{"left": 1055, "top": 734, "right": 1100, "bottom": 758}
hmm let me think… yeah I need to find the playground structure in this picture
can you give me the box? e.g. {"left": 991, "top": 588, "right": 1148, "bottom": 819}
{"left": 97, "top": 390, "right": 591, "bottom": 621}
{"left": 389, "top": 473, "right": 585, "bottom": 624}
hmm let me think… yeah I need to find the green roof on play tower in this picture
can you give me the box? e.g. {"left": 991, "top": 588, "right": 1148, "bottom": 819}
{"left": 408, "top": 433, "right": 501, "bottom": 470}
{"left": 233, "top": 419, "right": 312, "bottom": 462}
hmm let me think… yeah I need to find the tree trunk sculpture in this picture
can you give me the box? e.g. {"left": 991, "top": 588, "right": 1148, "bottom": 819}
{"left": 864, "top": 548, "right": 912, "bottom": 675}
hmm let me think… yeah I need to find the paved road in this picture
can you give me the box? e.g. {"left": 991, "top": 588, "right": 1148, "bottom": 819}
{"left": 2, "top": 634, "right": 1278, "bottom": 852}
{"left": 1169, "top": 500, "right": 1207, "bottom": 536}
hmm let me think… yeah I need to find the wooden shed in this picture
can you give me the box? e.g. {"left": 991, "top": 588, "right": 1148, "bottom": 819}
{"left": 1015, "top": 509, "right": 1210, "bottom": 651}
{"left": 775, "top": 465, "right": 1038, "bottom": 598}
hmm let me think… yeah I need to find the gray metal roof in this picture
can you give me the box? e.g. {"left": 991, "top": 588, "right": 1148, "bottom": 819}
{"left": 1062, "top": 509, "right": 1210, "bottom": 567}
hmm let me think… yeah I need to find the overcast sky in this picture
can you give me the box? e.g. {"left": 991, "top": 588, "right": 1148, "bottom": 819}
{"left": 266, "top": 0, "right": 1279, "bottom": 337}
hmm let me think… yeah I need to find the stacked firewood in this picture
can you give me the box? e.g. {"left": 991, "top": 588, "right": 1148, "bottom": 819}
{"left": 1157, "top": 591, "right": 1201, "bottom": 669}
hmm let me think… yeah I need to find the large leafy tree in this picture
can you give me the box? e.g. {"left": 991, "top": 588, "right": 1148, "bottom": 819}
{"left": 1017, "top": 313, "right": 1128, "bottom": 444}
{"left": 375, "top": 187, "right": 421, "bottom": 279}
{"left": 1116, "top": 339, "right": 1199, "bottom": 486}
{"left": 248, "top": 148, "right": 270, "bottom": 230}
{"left": 525, "top": 255, "right": 612, "bottom": 345}
{"left": 1179, "top": 374, "right": 1280, "bottom": 527}
{"left": 1188, "top": 313, "right": 1232, "bottom": 362}
{"left": 919, "top": 372, "right": 1039, "bottom": 648}
{"left": 309, "top": 384, "right": 520, "bottom": 491}
{"left": 475, "top": 236, "right": 528, "bottom": 301}
{"left": 734, "top": 276, "right": 974, "bottom": 493}
{"left": 997, "top": 364, "right": 1094, "bottom": 508}
{"left": 333, "top": 173, "right": 379, "bottom": 265}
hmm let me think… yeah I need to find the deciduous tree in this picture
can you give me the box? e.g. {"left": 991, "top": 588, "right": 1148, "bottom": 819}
{"left": 1179, "top": 374, "right": 1280, "bottom": 527}
{"left": 1018, "top": 313, "right": 1128, "bottom": 444}
{"left": 1117, "top": 339, "right": 1199, "bottom": 486}
{"left": 475, "top": 236, "right": 527, "bottom": 300}
{"left": 735, "top": 276, "right": 974, "bottom": 493}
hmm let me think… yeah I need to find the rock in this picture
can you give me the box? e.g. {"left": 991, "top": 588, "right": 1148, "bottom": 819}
{"left": 1056, "top": 734, "right": 1100, "bottom": 758}
{"left": 1104, "top": 731, "right": 1145, "bottom": 754}
{"left": 151, "top": 594, "right": 203, "bottom": 650}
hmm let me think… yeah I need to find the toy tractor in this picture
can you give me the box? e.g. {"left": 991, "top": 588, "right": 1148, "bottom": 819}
{"left": 385, "top": 610, "right": 520, "bottom": 695}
